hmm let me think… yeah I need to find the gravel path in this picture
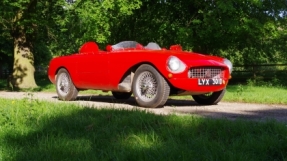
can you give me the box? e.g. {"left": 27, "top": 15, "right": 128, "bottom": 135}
{"left": 1, "top": 91, "right": 287, "bottom": 122}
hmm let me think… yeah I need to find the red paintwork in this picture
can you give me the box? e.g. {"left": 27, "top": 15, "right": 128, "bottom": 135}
{"left": 48, "top": 41, "right": 231, "bottom": 95}
{"left": 79, "top": 41, "right": 99, "bottom": 53}
{"left": 170, "top": 44, "right": 182, "bottom": 51}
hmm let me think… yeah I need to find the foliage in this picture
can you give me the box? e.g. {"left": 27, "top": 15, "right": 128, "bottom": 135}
{"left": 0, "top": 0, "right": 63, "bottom": 60}
{"left": 110, "top": 0, "right": 287, "bottom": 65}
{"left": 49, "top": 0, "right": 142, "bottom": 55}
{"left": 0, "top": 0, "right": 68, "bottom": 88}
{"left": 0, "top": 98, "right": 287, "bottom": 160}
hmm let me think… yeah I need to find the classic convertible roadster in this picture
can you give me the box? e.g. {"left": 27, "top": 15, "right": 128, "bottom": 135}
{"left": 48, "top": 41, "right": 232, "bottom": 108}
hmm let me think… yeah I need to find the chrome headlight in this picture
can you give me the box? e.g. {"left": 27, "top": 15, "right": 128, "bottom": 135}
{"left": 223, "top": 58, "right": 233, "bottom": 74}
{"left": 167, "top": 56, "right": 186, "bottom": 73}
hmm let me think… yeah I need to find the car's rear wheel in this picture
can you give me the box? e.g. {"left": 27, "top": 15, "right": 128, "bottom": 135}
{"left": 112, "top": 91, "right": 132, "bottom": 99}
{"left": 132, "top": 64, "right": 170, "bottom": 108}
{"left": 192, "top": 88, "right": 226, "bottom": 105}
{"left": 56, "top": 68, "right": 78, "bottom": 101}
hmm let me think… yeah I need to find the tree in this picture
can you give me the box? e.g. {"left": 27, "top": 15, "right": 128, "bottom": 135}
{"left": 0, "top": 0, "right": 66, "bottom": 88}
{"left": 191, "top": 0, "right": 287, "bottom": 64}
{"left": 0, "top": 0, "right": 142, "bottom": 89}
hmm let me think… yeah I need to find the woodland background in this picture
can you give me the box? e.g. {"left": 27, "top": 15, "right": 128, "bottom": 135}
{"left": 0, "top": 0, "right": 286, "bottom": 88}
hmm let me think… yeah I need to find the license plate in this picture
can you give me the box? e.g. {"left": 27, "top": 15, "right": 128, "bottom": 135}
{"left": 198, "top": 78, "right": 222, "bottom": 86}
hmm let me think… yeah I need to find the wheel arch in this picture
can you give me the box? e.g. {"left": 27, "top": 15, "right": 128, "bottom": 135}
{"left": 54, "top": 66, "right": 77, "bottom": 86}
{"left": 55, "top": 67, "right": 79, "bottom": 101}
{"left": 119, "top": 61, "right": 168, "bottom": 85}
{"left": 117, "top": 61, "right": 175, "bottom": 97}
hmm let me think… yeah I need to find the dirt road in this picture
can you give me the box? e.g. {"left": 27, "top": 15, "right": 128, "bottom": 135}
{"left": 1, "top": 91, "right": 287, "bottom": 122}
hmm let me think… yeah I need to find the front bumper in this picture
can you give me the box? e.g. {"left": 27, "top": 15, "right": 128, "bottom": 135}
{"left": 168, "top": 77, "right": 229, "bottom": 94}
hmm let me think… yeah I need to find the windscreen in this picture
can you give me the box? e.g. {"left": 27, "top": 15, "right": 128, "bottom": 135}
{"left": 112, "top": 41, "right": 140, "bottom": 50}
{"left": 111, "top": 41, "right": 161, "bottom": 51}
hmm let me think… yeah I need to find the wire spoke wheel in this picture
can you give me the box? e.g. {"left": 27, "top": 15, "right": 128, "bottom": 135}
{"left": 56, "top": 68, "right": 78, "bottom": 101}
{"left": 132, "top": 64, "right": 170, "bottom": 108}
{"left": 136, "top": 71, "right": 158, "bottom": 102}
{"left": 57, "top": 72, "right": 71, "bottom": 96}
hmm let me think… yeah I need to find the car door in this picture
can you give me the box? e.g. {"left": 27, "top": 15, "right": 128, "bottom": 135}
{"left": 76, "top": 52, "right": 109, "bottom": 89}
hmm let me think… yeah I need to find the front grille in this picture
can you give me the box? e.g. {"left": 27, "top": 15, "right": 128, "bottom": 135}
{"left": 188, "top": 67, "right": 224, "bottom": 79}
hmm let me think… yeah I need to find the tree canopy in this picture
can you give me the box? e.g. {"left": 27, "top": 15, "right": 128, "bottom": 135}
{"left": 49, "top": 0, "right": 142, "bottom": 55}
{"left": 110, "top": 0, "right": 287, "bottom": 65}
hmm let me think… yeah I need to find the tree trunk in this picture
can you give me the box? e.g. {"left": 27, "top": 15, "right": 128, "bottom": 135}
{"left": 10, "top": 34, "right": 37, "bottom": 89}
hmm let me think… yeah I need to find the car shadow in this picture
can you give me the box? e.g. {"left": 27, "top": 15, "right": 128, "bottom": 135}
{"left": 72, "top": 95, "right": 203, "bottom": 107}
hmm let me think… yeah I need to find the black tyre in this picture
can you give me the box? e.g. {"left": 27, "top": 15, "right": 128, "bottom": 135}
{"left": 56, "top": 68, "right": 78, "bottom": 101}
{"left": 192, "top": 88, "right": 226, "bottom": 105}
{"left": 112, "top": 91, "right": 132, "bottom": 99}
{"left": 132, "top": 64, "right": 170, "bottom": 108}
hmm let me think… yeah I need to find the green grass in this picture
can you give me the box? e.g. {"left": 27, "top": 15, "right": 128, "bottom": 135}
{"left": 223, "top": 85, "right": 287, "bottom": 104}
{"left": 169, "top": 84, "right": 287, "bottom": 105}
{"left": 0, "top": 98, "right": 287, "bottom": 161}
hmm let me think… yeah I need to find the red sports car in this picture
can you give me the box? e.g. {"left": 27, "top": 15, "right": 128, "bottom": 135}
{"left": 48, "top": 41, "right": 232, "bottom": 108}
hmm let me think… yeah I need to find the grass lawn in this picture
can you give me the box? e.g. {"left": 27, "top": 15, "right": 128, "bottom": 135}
{"left": 0, "top": 98, "right": 287, "bottom": 161}
{"left": 1, "top": 75, "right": 287, "bottom": 160}
{"left": 223, "top": 85, "right": 287, "bottom": 104}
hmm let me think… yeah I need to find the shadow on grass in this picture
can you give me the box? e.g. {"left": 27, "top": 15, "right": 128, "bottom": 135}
{"left": 2, "top": 105, "right": 287, "bottom": 161}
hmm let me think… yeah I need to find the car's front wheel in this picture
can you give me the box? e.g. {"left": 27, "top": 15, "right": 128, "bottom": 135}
{"left": 132, "top": 64, "right": 170, "bottom": 108}
{"left": 192, "top": 88, "right": 226, "bottom": 105}
{"left": 56, "top": 68, "right": 78, "bottom": 101}
{"left": 112, "top": 91, "right": 132, "bottom": 99}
